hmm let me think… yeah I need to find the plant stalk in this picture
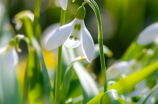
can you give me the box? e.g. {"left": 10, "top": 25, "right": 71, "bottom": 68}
{"left": 55, "top": 9, "right": 66, "bottom": 104}
{"left": 33, "top": 0, "right": 41, "bottom": 41}
{"left": 85, "top": 0, "right": 107, "bottom": 92}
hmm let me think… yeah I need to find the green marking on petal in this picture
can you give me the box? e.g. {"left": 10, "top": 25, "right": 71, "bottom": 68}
{"left": 69, "top": 35, "right": 73, "bottom": 39}
{"left": 74, "top": 37, "right": 78, "bottom": 40}
{"left": 77, "top": 24, "right": 81, "bottom": 31}
{"left": 74, "top": 24, "right": 78, "bottom": 29}
{"left": 74, "top": 24, "right": 81, "bottom": 31}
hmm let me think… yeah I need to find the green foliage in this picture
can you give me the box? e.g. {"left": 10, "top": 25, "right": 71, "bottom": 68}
{"left": 1, "top": 0, "right": 158, "bottom": 104}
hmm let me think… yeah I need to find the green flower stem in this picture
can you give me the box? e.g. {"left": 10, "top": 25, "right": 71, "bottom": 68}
{"left": 33, "top": 0, "right": 41, "bottom": 41}
{"left": 0, "top": 0, "right": 11, "bottom": 40}
{"left": 55, "top": 9, "right": 66, "bottom": 104}
{"left": 85, "top": 0, "right": 107, "bottom": 92}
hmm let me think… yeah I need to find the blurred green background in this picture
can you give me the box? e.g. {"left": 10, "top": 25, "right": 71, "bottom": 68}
{"left": 1, "top": 0, "right": 158, "bottom": 103}
{"left": 6, "top": 0, "right": 158, "bottom": 75}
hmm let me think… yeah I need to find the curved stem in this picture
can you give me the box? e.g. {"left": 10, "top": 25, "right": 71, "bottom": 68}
{"left": 82, "top": 2, "right": 87, "bottom": 6}
{"left": 85, "top": 0, "right": 107, "bottom": 92}
{"left": 55, "top": 9, "right": 66, "bottom": 104}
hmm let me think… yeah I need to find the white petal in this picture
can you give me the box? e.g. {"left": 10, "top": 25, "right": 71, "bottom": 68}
{"left": 106, "top": 62, "right": 129, "bottom": 80}
{"left": 46, "top": 20, "right": 76, "bottom": 50}
{"left": 137, "top": 23, "right": 158, "bottom": 45}
{"left": 81, "top": 21, "right": 94, "bottom": 62}
{"left": 59, "top": 0, "right": 68, "bottom": 10}
{"left": 0, "top": 47, "right": 6, "bottom": 54}
{"left": 42, "top": 23, "right": 60, "bottom": 49}
{"left": 64, "top": 38, "right": 81, "bottom": 48}
{"left": 64, "top": 19, "right": 82, "bottom": 48}
{"left": 15, "top": 22, "right": 22, "bottom": 30}
{"left": 4, "top": 48, "right": 18, "bottom": 67}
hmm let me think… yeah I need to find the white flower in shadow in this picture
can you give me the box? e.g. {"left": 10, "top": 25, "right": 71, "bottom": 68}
{"left": 137, "top": 23, "right": 158, "bottom": 45}
{"left": 0, "top": 47, "right": 18, "bottom": 67}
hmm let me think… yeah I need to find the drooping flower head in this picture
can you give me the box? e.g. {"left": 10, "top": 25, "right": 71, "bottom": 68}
{"left": 0, "top": 41, "right": 18, "bottom": 67}
{"left": 59, "top": 0, "right": 68, "bottom": 10}
{"left": 13, "top": 10, "right": 34, "bottom": 30}
{"left": 46, "top": 6, "right": 95, "bottom": 62}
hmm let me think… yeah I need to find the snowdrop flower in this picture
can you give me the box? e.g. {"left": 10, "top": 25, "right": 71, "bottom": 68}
{"left": 59, "top": 0, "right": 68, "bottom": 10}
{"left": 107, "top": 60, "right": 140, "bottom": 80}
{"left": 107, "top": 61, "right": 129, "bottom": 80}
{"left": 0, "top": 46, "right": 18, "bottom": 67}
{"left": 42, "top": 23, "right": 60, "bottom": 50}
{"left": 137, "top": 23, "right": 158, "bottom": 45}
{"left": 13, "top": 10, "right": 34, "bottom": 30}
{"left": 46, "top": 6, "right": 95, "bottom": 62}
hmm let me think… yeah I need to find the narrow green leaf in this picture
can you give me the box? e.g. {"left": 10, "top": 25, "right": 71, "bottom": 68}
{"left": 87, "top": 92, "right": 104, "bottom": 104}
{"left": 73, "top": 62, "right": 99, "bottom": 103}
{"left": 31, "top": 37, "right": 52, "bottom": 101}
{"left": 88, "top": 61, "right": 158, "bottom": 104}
{"left": 66, "top": 80, "right": 83, "bottom": 102}
{"left": 100, "top": 89, "right": 124, "bottom": 104}
{"left": 64, "top": 56, "right": 86, "bottom": 77}
{"left": 65, "top": 48, "right": 99, "bottom": 103}
{"left": 23, "top": 48, "right": 34, "bottom": 104}
{"left": 60, "top": 56, "right": 86, "bottom": 100}
{"left": 122, "top": 42, "right": 145, "bottom": 61}
{"left": 24, "top": 17, "right": 52, "bottom": 103}
{"left": 108, "top": 61, "right": 158, "bottom": 93}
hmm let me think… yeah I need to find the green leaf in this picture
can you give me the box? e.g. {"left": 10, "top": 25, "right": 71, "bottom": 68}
{"left": 87, "top": 92, "right": 104, "bottom": 104}
{"left": 31, "top": 37, "right": 52, "bottom": 102}
{"left": 108, "top": 61, "right": 158, "bottom": 93}
{"left": 60, "top": 56, "right": 86, "bottom": 101}
{"left": 23, "top": 48, "right": 34, "bottom": 104}
{"left": 66, "top": 49, "right": 99, "bottom": 103}
{"left": 100, "top": 89, "right": 124, "bottom": 104}
{"left": 66, "top": 80, "right": 83, "bottom": 102}
{"left": 122, "top": 42, "right": 145, "bottom": 61}
{"left": 24, "top": 17, "right": 52, "bottom": 103}
{"left": 73, "top": 62, "right": 99, "bottom": 103}
{"left": 88, "top": 61, "right": 158, "bottom": 104}
{"left": 23, "top": 47, "right": 45, "bottom": 104}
